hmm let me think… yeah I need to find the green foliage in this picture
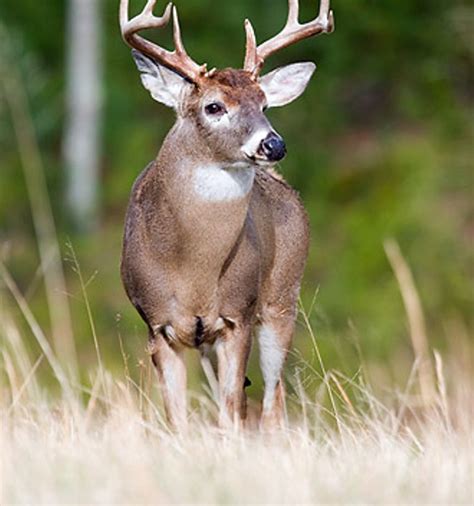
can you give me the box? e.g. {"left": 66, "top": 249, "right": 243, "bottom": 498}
{"left": 0, "top": 0, "right": 472, "bottom": 386}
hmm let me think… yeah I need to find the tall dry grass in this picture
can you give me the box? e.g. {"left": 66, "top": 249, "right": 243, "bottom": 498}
{"left": 1, "top": 257, "right": 473, "bottom": 504}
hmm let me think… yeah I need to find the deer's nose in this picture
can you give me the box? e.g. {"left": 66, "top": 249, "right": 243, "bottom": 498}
{"left": 260, "top": 132, "right": 286, "bottom": 162}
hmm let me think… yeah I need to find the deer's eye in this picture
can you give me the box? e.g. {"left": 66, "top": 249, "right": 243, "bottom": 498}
{"left": 205, "top": 102, "right": 226, "bottom": 115}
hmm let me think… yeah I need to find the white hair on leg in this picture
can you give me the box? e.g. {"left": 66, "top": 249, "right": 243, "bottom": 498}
{"left": 200, "top": 344, "right": 219, "bottom": 403}
{"left": 258, "top": 325, "right": 285, "bottom": 411}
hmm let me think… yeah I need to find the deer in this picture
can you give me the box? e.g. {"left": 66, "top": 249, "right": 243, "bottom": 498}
{"left": 119, "top": 0, "right": 334, "bottom": 430}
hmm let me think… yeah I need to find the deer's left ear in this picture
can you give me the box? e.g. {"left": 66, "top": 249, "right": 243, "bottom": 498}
{"left": 259, "top": 62, "right": 316, "bottom": 108}
{"left": 132, "top": 49, "right": 192, "bottom": 109}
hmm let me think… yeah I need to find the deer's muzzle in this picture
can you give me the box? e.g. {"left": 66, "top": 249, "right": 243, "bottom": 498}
{"left": 260, "top": 132, "right": 286, "bottom": 162}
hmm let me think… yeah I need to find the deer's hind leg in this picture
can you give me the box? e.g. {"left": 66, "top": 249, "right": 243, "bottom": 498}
{"left": 257, "top": 306, "right": 298, "bottom": 430}
{"left": 256, "top": 176, "right": 310, "bottom": 430}
{"left": 257, "top": 247, "right": 306, "bottom": 430}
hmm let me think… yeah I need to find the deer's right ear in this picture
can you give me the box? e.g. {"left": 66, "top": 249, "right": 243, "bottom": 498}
{"left": 132, "top": 50, "right": 192, "bottom": 109}
{"left": 259, "top": 62, "right": 316, "bottom": 108}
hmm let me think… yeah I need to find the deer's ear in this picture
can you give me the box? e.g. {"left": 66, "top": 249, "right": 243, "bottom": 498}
{"left": 259, "top": 62, "right": 316, "bottom": 108}
{"left": 132, "top": 50, "right": 192, "bottom": 109}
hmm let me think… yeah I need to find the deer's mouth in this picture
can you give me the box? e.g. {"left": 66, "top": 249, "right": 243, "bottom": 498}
{"left": 244, "top": 152, "right": 275, "bottom": 167}
{"left": 242, "top": 131, "right": 286, "bottom": 166}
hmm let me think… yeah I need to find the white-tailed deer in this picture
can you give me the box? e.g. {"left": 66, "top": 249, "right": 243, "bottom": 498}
{"left": 120, "top": 0, "right": 334, "bottom": 429}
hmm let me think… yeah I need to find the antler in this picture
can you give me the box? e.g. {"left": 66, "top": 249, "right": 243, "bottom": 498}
{"left": 119, "top": 0, "right": 207, "bottom": 82}
{"left": 244, "top": 0, "right": 335, "bottom": 76}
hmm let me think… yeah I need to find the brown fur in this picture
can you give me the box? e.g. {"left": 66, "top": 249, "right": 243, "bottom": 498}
{"left": 121, "top": 68, "right": 310, "bottom": 429}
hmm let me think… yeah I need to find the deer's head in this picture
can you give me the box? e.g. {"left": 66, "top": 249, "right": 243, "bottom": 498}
{"left": 120, "top": 0, "right": 334, "bottom": 167}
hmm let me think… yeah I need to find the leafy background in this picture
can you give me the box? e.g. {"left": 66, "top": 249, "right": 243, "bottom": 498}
{"left": 0, "top": 0, "right": 472, "bottom": 396}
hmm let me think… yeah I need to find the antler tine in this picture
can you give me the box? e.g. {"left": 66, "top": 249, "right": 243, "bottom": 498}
{"left": 172, "top": 7, "right": 208, "bottom": 75}
{"left": 143, "top": 0, "right": 158, "bottom": 16}
{"left": 243, "top": 20, "right": 260, "bottom": 74}
{"left": 172, "top": 6, "right": 186, "bottom": 55}
{"left": 120, "top": 0, "right": 172, "bottom": 39}
{"left": 286, "top": 0, "right": 299, "bottom": 27}
{"left": 119, "top": 0, "right": 205, "bottom": 83}
{"left": 243, "top": 0, "right": 335, "bottom": 77}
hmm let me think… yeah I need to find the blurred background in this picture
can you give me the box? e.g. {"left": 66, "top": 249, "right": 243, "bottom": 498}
{"left": 0, "top": 0, "right": 472, "bottom": 397}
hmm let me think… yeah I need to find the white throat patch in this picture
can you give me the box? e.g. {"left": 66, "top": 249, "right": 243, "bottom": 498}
{"left": 193, "top": 165, "right": 255, "bottom": 202}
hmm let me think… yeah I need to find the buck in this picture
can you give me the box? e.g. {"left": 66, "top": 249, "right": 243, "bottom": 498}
{"left": 120, "top": 0, "right": 334, "bottom": 429}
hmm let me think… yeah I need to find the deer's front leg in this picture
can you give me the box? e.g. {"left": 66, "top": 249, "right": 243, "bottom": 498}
{"left": 215, "top": 324, "right": 251, "bottom": 429}
{"left": 149, "top": 333, "right": 187, "bottom": 430}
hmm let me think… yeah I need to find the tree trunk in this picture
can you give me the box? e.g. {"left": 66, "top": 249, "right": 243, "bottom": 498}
{"left": 63, "top": 0, "right": 102, "bottom": 231}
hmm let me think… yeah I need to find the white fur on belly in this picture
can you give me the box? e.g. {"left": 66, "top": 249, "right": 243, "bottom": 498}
{"left": 193, "top": 165, "right": 255, "bottom": 202}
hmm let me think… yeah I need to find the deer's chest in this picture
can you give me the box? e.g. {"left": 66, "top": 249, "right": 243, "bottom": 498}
{"left": 123, "top": 165, "right": 263, "bottom": 347}
{"left": 192, "top": 165, "right": 255, "bottom": 202}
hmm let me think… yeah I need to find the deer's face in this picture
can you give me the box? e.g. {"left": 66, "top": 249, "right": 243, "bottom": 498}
{"left": 191, "top": 69, "right": 289, "bottom": 167}
{"left": 132, "top": 51, "right": 315, "bottom": 167}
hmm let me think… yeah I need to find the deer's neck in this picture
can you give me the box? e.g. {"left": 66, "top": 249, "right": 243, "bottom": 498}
{"left": 152, "top": 121, "right": 255, "bottom": 275}
{"left": 158, "top": 120, "right": 255, "bottom": 202}
{"left": 192, "top": 164, "right": 255, "bottom": 202}
{"left": 145, "top": 122, "right": 257, "bottom": 314}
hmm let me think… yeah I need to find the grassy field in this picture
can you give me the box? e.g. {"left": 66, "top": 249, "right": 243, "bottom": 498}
{"left": 1, "top": 258, "right": 472, "bottom": 505}
{"left": 2, "top": 386, "right": 471, "bottom": 504}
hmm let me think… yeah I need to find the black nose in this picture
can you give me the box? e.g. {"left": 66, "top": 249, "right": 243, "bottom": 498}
{"left": 260, "top": 132, "right": 286, "bottom": 162}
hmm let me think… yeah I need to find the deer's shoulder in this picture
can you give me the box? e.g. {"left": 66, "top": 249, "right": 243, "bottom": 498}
{"left": 254, "top": 168, "right": 308, "bottom": 223}
{"left": 129, "top": 161, "right": 159, "bottom": 204}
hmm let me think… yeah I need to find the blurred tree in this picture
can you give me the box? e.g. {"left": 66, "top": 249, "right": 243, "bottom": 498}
{"left": 63, "top": 0, "right": 102, "bottom": 231}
